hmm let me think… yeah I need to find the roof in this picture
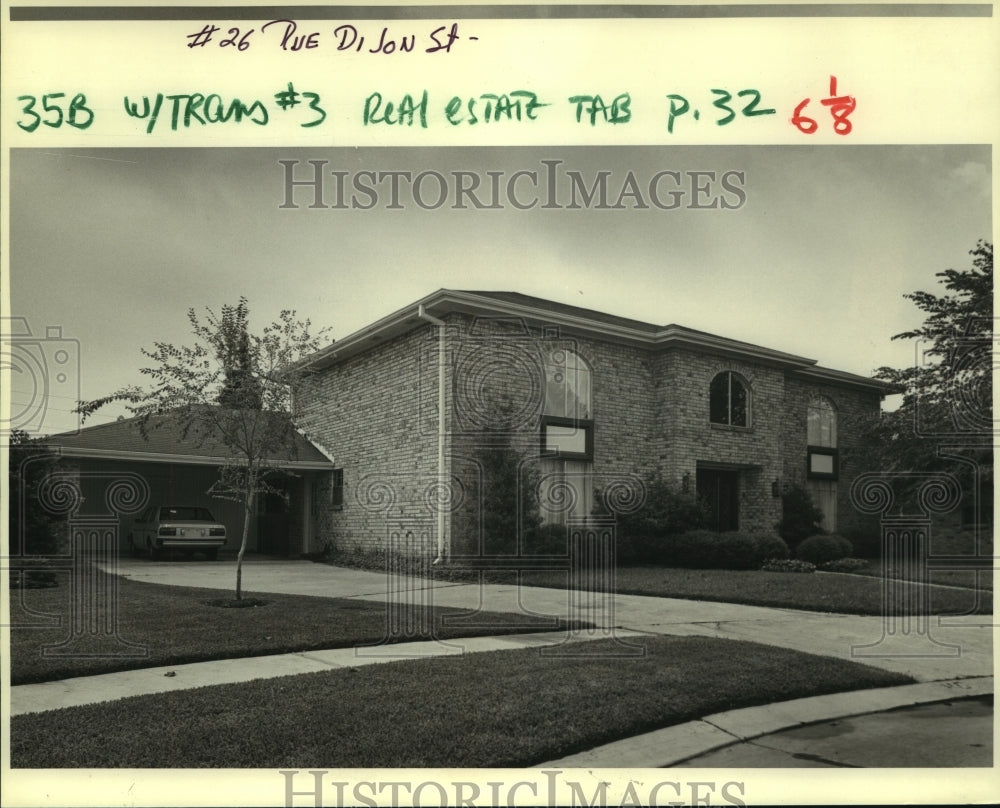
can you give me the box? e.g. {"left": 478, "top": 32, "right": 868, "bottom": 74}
{"left": 296, "top": 289, "right": 893, "bottom": 394}
{"left": 41, "top": 411, "right": 335, "bottom": 469}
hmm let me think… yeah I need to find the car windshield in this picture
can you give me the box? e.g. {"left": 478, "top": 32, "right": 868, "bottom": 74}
{"left": 158, "top": 507, "right": 216, "bottom": 522}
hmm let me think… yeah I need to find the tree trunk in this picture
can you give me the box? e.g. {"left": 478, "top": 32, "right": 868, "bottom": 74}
{"left": 236, "top": 488, "right": 256, "bottom": 601}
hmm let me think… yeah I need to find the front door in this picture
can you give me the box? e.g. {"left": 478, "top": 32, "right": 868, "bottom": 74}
{"left": 697, "top": 469, "right": 739, "bottom": 532}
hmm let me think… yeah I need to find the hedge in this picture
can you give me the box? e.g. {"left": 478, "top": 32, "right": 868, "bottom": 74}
{"left": 796, "top": 534, "right": 854, "bottom": 565}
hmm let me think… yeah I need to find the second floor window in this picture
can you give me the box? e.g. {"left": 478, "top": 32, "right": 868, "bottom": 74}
{"left": 544, "top": 348, "right": 591, "bottom": 419}
{"left": 542, "top": 348, "right": 593, "bottom": 460}
{"left": 807, "top": 398, "right": 837, "bottom": 447}
{"left": 710, "top": 371, "right": 750, "bottom": 427}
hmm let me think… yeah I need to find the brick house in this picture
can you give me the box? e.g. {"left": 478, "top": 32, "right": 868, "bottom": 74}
{"left": 293, "top": 290, "right": 892, "bottom": 560}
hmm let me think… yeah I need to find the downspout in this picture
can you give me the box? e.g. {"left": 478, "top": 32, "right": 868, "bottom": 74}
{"left": 417, "top": 305, "right": 448, "bottom": 564}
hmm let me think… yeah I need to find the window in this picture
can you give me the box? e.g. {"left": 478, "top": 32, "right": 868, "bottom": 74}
{"left": 330, "top": 469, "right": 344, "bottom": 510}
{"left": 539, "top": 349, "right": 594, "bottom": 524}
{"left": 806, "top": 398, "right": 838, "bottom": 480}
{"left": 807, "top": 398, "right": 837, "bottom": 447}
{"left": 545, "top": 348, "right": 591, "bottom": 419}
{"left": 709, "top": 371, "right": 750, "bottom": 427}
{"left": 540, "top": 349, "right": 593, "bottom": 460}
{"left": 807, "top": 398, "right": 838, "bottom": 529}
{"left": 811, "top": 480, "right": 838, "bottom": 532}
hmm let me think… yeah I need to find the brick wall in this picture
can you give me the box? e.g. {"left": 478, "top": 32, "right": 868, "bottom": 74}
{"left": 654, "top": 349, "right": 785, "bottom": 532}
{"left": 295, "top": 311, "right": 884, "bottom": 554}
{"left": 781, "top": 374, "right": 883, "bottom": 536}
{"left": 294, "top": 322, "right": 444, "bottom": 556}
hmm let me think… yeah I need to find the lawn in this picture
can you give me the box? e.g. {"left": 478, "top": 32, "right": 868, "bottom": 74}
{"left": 10, "top": 634, "right": 914, "bottom": 768}
{"left": 515, "top": 566, "right": 993, "bottom": 615}
{"left": 8, "top": 567, "right": 583, "bottom": 686}
{"left": 325, "top": 545, "right": 994, "bottom": 616}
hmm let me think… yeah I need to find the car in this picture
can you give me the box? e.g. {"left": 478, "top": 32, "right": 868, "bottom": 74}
{"left": 129, "top": 505, "right": 227, "bottom": 560}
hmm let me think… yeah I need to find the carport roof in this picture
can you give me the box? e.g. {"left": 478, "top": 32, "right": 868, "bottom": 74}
{"left": 41, "top": 412, "right": 335, "bottom": 470}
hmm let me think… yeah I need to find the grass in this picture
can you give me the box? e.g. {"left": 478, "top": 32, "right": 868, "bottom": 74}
{"left": 847, "top": 559, "right": 995, "bottom": 592}
{"left": 321, "top": 554, "right": 992, "bottom": 616}
{"left": 10, "top": 634, "right": 914, "bottom": 768}
{"left": 8, "top": 567, "right": 583, "bottom": 686}
{"left": 510, "top": 566, "right": 993, "bottom": 615}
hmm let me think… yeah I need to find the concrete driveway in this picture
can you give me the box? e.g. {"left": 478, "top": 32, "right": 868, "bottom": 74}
{"left": 105, "top": 557, "right": 993, "bottom": 683}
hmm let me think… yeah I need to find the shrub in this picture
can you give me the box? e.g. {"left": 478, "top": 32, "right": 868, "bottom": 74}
{"left": 776, "top": 485, "right": 824, "bottom": 549}
{"left": 747, "top": 532, "right": 790, "bottom": 564}
{"left": 796, "top": 534, "right": 852, "bottom": 565}
{"left": 714, "top": 532, "right": 760, "bottom": 570}
{"left": 762, "top": 558, "right": 816, "bottom": 573}
{"left": 818, "top": 557, "right": 870, "bottom": 573}
{"left": 840, "top": 526, "right": 881, "bottom": 559}
{"left": 523, "top": 523, "right": 568, "bottom": 555}
{"left": 659, "top": 530, "right": 762, "bottom": 570}
{"left": 608, "top": 476, "right": 710, "bottom": 564}
{"left": 831, "top": 534, "right": 854, "bottom": 557}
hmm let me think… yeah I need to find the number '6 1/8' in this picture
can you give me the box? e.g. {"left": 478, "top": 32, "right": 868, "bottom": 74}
{"left": 17, "top": 93, "right": 94, "bottom": 132}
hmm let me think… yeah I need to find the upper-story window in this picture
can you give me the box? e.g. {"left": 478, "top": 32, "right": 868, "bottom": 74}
{"left": 807, "top": 397, "right": 837, "bottom": 448}
{"left": 807, "top": 397, "right": 838, "bottom": 479}
{"left": 541, "top": 349, "right": 593, "bottom": 459}
{"left": 709, "top": 371, "right": 750, "bottom": 428}
{"left": 544, "top": 348, "right": 591, "bottom": 419}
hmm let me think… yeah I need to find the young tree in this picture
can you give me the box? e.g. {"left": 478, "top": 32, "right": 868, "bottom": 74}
{"left": 867, "top": 241, "right": 993, "bottom": 513}
{"left": 77, "top": 298, "right": 331, "bottom": 600}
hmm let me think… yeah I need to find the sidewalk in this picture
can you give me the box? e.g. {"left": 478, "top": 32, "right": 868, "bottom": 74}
{"left": 10, "top": 558, "right": 994, "bottom": 768}
{"left": 9, "top": 628, "right": 648, "bottom": 716}
{"left": 104, "top": 558, "right": 995, "bottom": 682}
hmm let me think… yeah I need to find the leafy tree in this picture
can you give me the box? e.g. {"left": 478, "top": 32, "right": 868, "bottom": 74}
{"left": 7, "top": 428, "right": 67, "bottom": 557}
{"left": 867, "top": 241, "right": 993, "bottom": 515}
{"left": 77, "top": 298, "right": 331, "bottom": 600}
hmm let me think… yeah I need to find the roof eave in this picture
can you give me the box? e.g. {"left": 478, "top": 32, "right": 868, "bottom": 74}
{"left": 42, "top": 446, "right": 334, "bottom": 470}
{"left": 301, "top": 289, "right": 819, "bottom": 371}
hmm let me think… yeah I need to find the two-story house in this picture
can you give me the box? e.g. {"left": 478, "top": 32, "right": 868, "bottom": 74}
{"left": 293, "top": 290, "right": 890, "bottom": 560}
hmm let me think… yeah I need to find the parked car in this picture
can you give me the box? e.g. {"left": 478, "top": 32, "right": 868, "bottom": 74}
{"left": 129, "top": 505, "right": 227, "bottom": 560}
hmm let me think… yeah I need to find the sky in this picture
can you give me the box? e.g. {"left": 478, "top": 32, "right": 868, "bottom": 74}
{"left": 8, "top": 144, "right": 992, "bottom": 436}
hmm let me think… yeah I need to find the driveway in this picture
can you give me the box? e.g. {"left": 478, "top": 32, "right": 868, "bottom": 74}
{"left": 106, "top": 557, "right": 993, "bottom": 683}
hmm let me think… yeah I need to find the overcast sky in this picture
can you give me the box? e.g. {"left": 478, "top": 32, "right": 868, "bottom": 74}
{"left": 9, "top": 145, "right": 992, "bottom": 436}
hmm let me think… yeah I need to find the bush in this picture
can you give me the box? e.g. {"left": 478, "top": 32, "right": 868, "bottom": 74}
{"left": 796, "top": 534, "right": 852, "bottom": 565}
{"left": 762, "top": 558, "right": 816, "bottom": 574}
{"left": 609, "top": 477, "right": 710, "bottom": 564}
{"left": 776, "top": 485, "right": 824, "bottom": 549}
{"left": 715, "top": 533, "right": 761, "bottom": 570}
{"left": 840, "top": 526, "right": 881, "bottom": 559}
{"left": 747, "top": 532, "right": 791, "bottom": 564}
{"left": 523, "top": 523, "right": 568, "bottom": 555}
{"left": 818, "top": 557, "right": 870, "bottom": 573}
{"left": 658, "top": 530, "right": 760, "bottom": 570}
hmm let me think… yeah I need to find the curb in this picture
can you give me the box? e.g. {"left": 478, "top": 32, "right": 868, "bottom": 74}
{"left": 538, "top": 676, "right": 994, "bottom": 768}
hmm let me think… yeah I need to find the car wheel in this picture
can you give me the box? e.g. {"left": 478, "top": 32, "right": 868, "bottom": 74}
{"left": 206, "top": 548, "right": 219, "bottom": 561}
{"left": 148, "top": 541, "right": 160, "bottom": 561}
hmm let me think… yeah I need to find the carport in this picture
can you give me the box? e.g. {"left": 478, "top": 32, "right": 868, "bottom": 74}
{"left": 43, "top": 413, "right": 335, "bottom": 557}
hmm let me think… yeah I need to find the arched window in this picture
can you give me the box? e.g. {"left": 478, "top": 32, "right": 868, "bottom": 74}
{"left": 807, "top": 398, "right": 837, "bottom": 448}
{"left": 709, "top": 371, "right": 750, "bottom": 427}
{"left": 544, "top": 348, "right": 591, "bottom": 419}
{"left": 807, "top": 397, "right": 838, "bottom": 531}
{"left": 541, "top": 349, "right": 593, "bottom": 459}
{"left": 539, "top": 348, "right": 594, "bottom": 523}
